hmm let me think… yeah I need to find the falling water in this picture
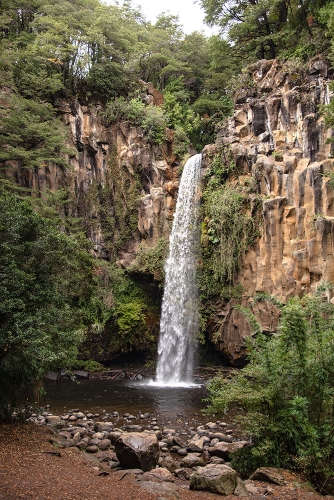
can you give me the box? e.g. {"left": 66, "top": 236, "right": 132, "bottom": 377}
{"left": 155, "top": 154, "right": 202, "bottom": 385}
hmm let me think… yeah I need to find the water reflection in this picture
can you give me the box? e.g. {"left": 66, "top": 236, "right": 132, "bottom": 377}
{"left": 44, "top": 378, "right": 208, "bottom": 425}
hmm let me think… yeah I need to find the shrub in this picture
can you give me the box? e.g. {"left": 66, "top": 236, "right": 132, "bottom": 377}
{"left": 206, "top": 289, "right": 334, "bottom": 494}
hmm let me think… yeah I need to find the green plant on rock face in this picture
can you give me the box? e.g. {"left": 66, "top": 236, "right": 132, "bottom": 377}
{"left": 205, "top": 289, "right": 334, "bottom": 495}
{"left": 199, "top": 183, "right": 261, "bottom": 299}
{"left": 129, "top": 237, "right": 169, "bottom": 281}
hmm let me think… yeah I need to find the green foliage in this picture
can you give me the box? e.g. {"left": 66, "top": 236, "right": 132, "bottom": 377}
{"left": 206, "top": 290, "right": 334, "bottom": 494}
{"left": 82, "top": 259, "right": 157, "bottom": 355}
{"left": 0, "top": 93, "right": 74, "bottom": 173}
{"left": 200, "top": 182, "right": 261, "bottom": 299}
{"left": 70, "top": 359, "right": 104, "bottom": 372}
{"left": 0, "top": 190, "right": 95, "bottom": 420}
{"left": 129, "top": 237, "right": 169, "bottom": 281}
{"left": 200, "top": 0, "right": 330, "bottom": 63}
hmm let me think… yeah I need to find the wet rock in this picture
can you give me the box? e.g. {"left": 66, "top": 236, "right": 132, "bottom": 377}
{"left": 208, "top": 441, "right": 249, "bottom": 461}
{"left": 115, "top": 432, "right": 160, "bottom": 472}
{"left": 190, "top": 464, "right": 242, "bottom": 496}
{"left": 141, "top": 467, "right": 174, "bottom": 483}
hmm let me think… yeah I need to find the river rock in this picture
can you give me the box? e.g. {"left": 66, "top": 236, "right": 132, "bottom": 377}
{"left": 45, "top": 415, "right": 61, "bottom": 423}
{"left": 76, "top": 440, "right": 87, "bottom": 450}
{"left": 86, "top": 445, "right": 98, "bottom": 453}
{"left": 187, "top": 435, "right": 206, "bottom": 452}
{"left": 180, "top": 453, "right": 204, "bottom": 468}
{"left": 249, "top": 467, "right": 286, "bottom": 485}
{"left": 92, "top": 432, "right": 104, "bottom": 440}
{"left": 107, "top": 431, "right": 122, "bottom": 444}
{"left": 98, "top": 438, "right": 111, "bottom": 450}
{"left": 190, "top": 464, "right": 241, "bottom": 495}
{"left": 159, "top": 455, "right": 179, "bottom": 473}
{"left": 208, "top": 441, "right": 249, "bottom": 460}
{"left": 115, "top": 432, "right": 160, "bottom": 471}
{"left": 141, "top": 467, "right": 175, "bottom": 483}
{"left": 209, "top": 432, "right": 233, "bottom": 443}
{"left": 177, "top": 448, "right": 188, "bottom": 456}
{"left": 94, "top": 422, "right": 114, "bottom": 432}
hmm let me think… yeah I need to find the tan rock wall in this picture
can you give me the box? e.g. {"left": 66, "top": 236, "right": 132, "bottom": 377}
{"left": 204, "top": 57, "right": 334, "bottom": 364}
{"left": 19, "top": 99, "right": 180, "bottom": 265}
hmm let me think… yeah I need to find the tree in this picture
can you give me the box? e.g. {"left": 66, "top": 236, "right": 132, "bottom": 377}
{"left": 0, "top": 92, "right": 73, "bottom": 177}
{"left": 0, "top": 191, "right": 95, "bottom": 420}
{"left": 199, "top": 0, "right": 329, "bottom": 61}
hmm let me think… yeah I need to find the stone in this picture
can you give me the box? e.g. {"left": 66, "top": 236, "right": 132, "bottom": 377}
{"left": 175, "top": 468, "right": 191, "bottom": 480}
{"left": 249, "top": 467, "right": 286, "bottom": 486}
{"left": 159, "top": 456, "right": 178, "bottom": 473}
{"left": 141, "top": 468, "right": 174, "bottom": 483}
{"left": 208, "top": 441, "right": 249, "bottom": 461}
{"left": 189, "top": 464, "right": 240, "bottom": 496}
{"left": 76, "top": 441, "right": 87, "bottom": 450}
{"left": 45, "top": 415, "right": 62, "bottom": 424}
{"left": 187, "top": 435, "right": 206, "bottom": 453}
{"left": 177, "top": 448, "right": 188, "bottom": 456}
{"left": 107, "top": 431, "right": 122, "bottom": 444}
{"left": 44, "top": 371, "right": 59, "bottom": 382}
{"left": 180, "top": 453, "right": 204, "bottom": 468}
{"left": 209, "top": 432, "right": 232, "bottom": 443}
{"left": 98, "top": 439, "right": 111, "bottom": 451}
{"left": 72, "top": 370, "right": 89, "bottom": 380}
{"left": 86, "top": 445, "right": 98, "bottom": 453}
{"left": 139, "top": 481, "right": 180, "bottom": 498}
{"left": 115, "top": 432, "right": 160, "bottom": 472}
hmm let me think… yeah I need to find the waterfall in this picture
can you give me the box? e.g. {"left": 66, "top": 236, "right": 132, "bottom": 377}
{"left": 155, "top": 154, "right": 202, "bottom": 385}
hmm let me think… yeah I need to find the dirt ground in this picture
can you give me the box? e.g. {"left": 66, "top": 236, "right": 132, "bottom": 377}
{"left": 0, "top": 423, "right": 326, "bottom": 500}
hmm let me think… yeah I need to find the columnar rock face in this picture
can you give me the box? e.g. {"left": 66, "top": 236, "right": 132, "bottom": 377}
{"left": 203, "top": 57, "right": 334, "bottom": 365}
{"left": 11, "top": 59, "right": 334, "bottom": 366}
{"left": 18, "top": 98, "right": 179, "bottom": 265}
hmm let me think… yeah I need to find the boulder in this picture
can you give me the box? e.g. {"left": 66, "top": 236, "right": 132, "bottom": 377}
{"left": 208, "top": 441, "right": 249, "bottom": 460}
{"left": 180, "top": 453, "right": 204, "bottom": 468}
{"left": 115, "top": 432, "right": 159, "bottom": 472}
{"left": 187, "top": 435, "right": 206, "bottom": 453}
{"left": 249, "top": 467, "right": 286, "bottom": 486}
{"left": 190, "top": 464, "right": 242, "bottom": 496}
{"left": 141, "top": 467, "right": 174, "bottom": 483}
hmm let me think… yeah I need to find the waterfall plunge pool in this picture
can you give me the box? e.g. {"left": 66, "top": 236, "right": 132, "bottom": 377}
{"left": 43, "top": 378, "right": 209, "bottom": 429}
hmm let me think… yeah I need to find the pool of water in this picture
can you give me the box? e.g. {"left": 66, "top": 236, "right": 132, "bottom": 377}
{"left": 43, "top": 378, "right": 209, "bottom": 428}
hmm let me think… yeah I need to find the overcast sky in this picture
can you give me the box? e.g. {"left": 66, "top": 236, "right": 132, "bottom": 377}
{"left": 110, "top": 0, "right": 216, "bottom": 35}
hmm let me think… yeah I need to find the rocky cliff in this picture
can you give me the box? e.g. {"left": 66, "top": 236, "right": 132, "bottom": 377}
{"left": 11, "top": 58, "right": 334, "bottom": 366}
{"left": 203, "top": 56, "right": 334, "bottom": 365}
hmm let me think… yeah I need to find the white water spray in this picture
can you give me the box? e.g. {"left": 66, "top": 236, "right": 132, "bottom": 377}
{"left": 155, "top": 154, "right": 202, "bottom": 385}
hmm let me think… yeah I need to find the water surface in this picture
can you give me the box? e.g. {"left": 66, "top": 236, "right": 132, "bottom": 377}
{"left": 44, "top": 378, "right": 209, "bottom": 427}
